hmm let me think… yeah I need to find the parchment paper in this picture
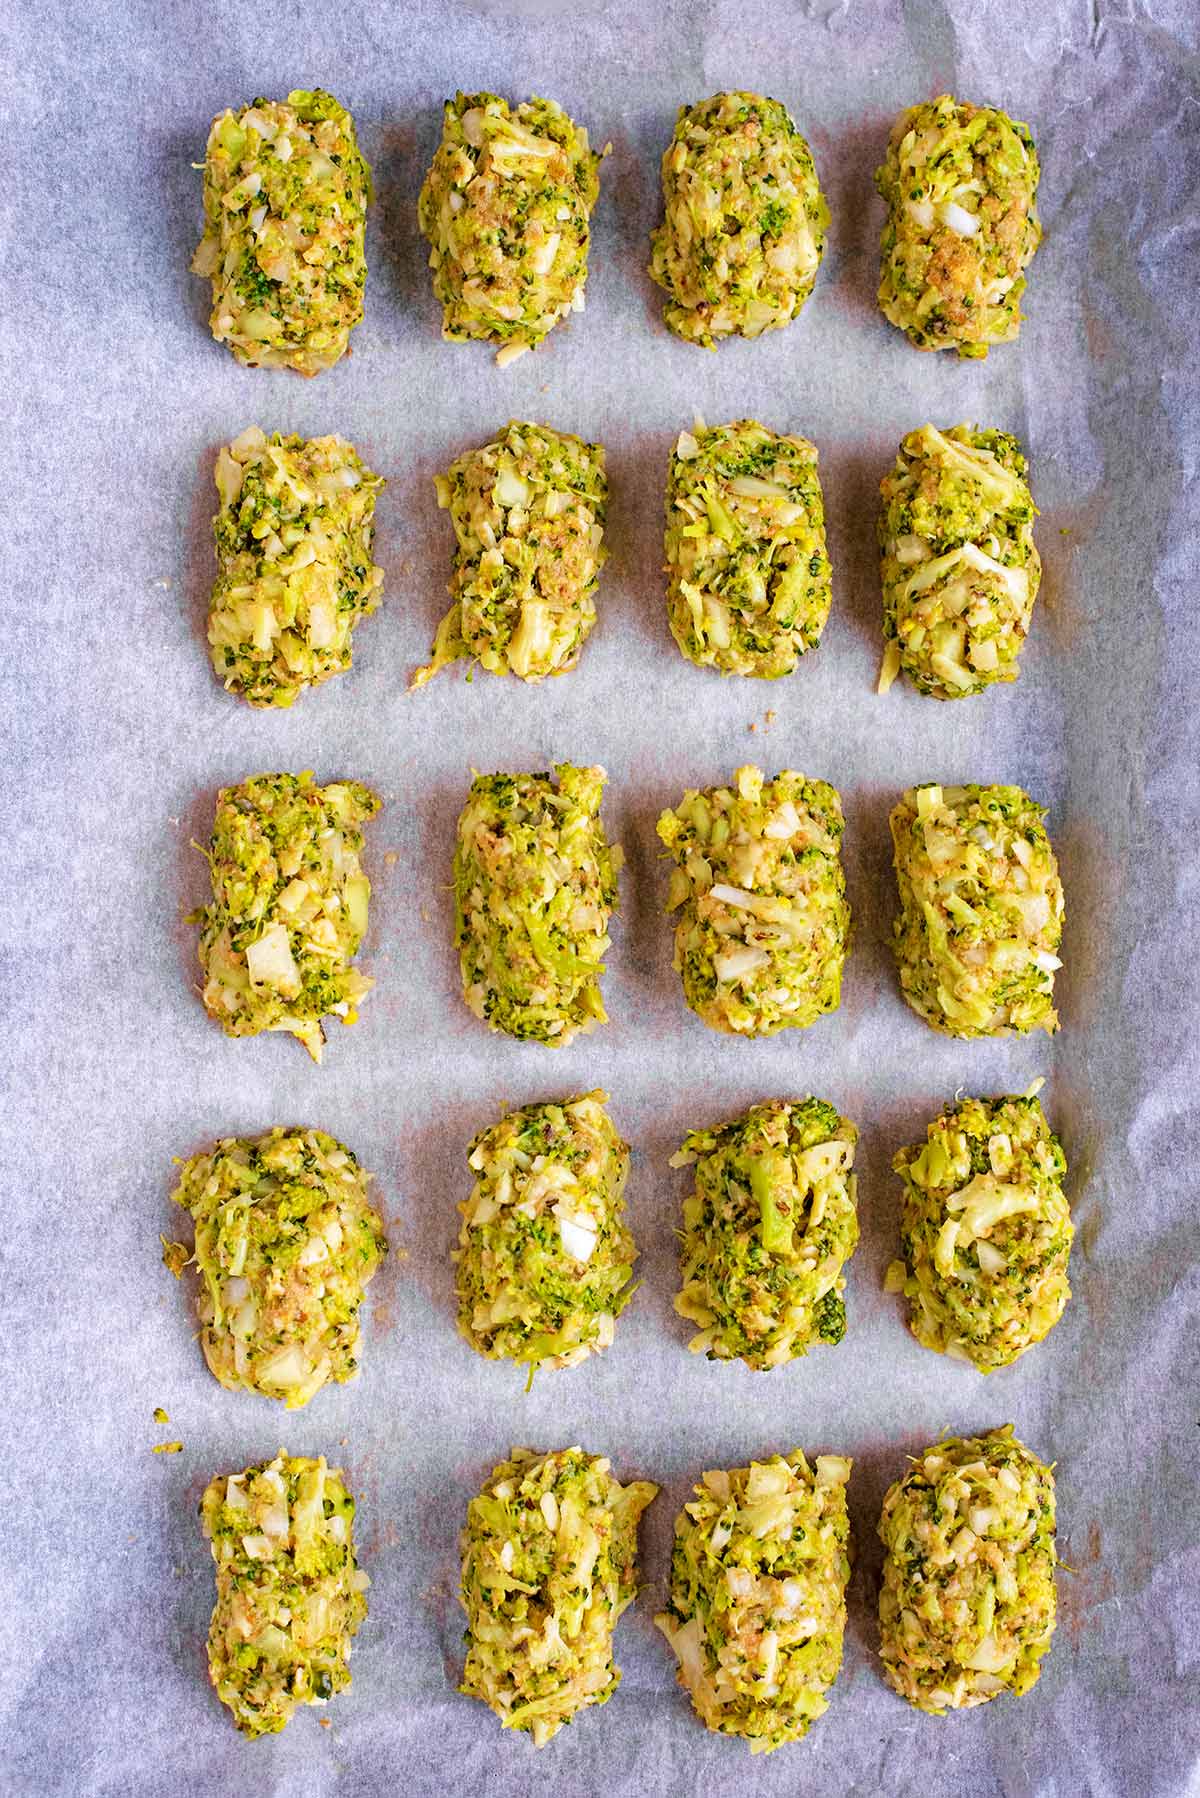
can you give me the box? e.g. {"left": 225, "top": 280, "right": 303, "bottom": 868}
{"left": 3, "top": 1, "right": 1198, "bottom": 1792}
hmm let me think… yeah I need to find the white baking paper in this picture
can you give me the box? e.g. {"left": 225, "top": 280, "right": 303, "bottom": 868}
{"left": 2, "top": 0, "right": 1198, "bottom": 1792}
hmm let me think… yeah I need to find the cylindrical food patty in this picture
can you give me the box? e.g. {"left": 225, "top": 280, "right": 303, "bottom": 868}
{"left": 650, "top": 92, "right": 828, "bottom": 347}
{"left": 172, "top": 1126, "right": 387, "bottom": 1406}
{"left": 194, "top": 771, "right": 379, "bottom": 1062}
{"left": 201, "top": 1451, "right": 369, "bottom": 1736}
{"left": 878, "top": 1427, "right": 1057, "bottom": 1713}
{"left": 657, "top": 765, "right": 849, "bottom": 1036}
{"left": 419, "top": 92, "right": 602, "bottom": 366}
{"left": 671, "top": 1098, "right": 859, "bottom": 1370}
{"left": 192, "top": 90, "right": 370, "bottom": 374}
{"left": 875, "top": 95, "right": 1041, "bottom": 358}
{"left": 414, "top": 421, "right": 606, "bottom": 685}
{"left": 888, "top": 1090, "right": 1072, "bottom": 1371}
{"left": 665, "top": 421, "right": 831, "bottom": 678}
{"left": 878, "top": 424, "right": 1039, "bottom": 699}
{"left": 656, "top": 1449, "right": 852, "bottom": 1749}
{"left": 454, "top": 764, "right": 620, "bottom": 1045}
{"left": 889, "top": 782, "right": 1063, "bottom": 1037}
{"left": 455, "top": 1091, "right": 636, "bottom": 1373}
{"left": 208, "top": 428, "right": 384, "bottom": 707}
{"left": 459, "top": 1446, "right": 657, "bottom": 1745}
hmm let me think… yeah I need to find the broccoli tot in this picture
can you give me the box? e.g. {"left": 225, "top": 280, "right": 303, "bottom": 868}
{"left": 454, "top": 1091, "right": 637, "bottom": 1373}
{"left": 172, "top": 1127, "right": 388, "bottom": 1407}
{"left": 878, "top": 424, "right": 1040, "bottom": 699}
{"left": 657, "top": 765, "right": 849, "bottom": 1037}
{"left": 875, "top": 95, "right": 1041, "bottom": 358}
{"left": 665, "top": 421, "right": 832, "bottom": 678}
{"left": 208, "top": 428, "right": 385, "bottom": 707}
{"left": 454, "top": 764, "right": 620, "bottom": 1046}
{"left": 192, "top": 90, "right": 371, "bottom": 375}
{"left": 656, "top": 1450, "right": 852, "bottom": 1750}
{"left": 201, "top": 1451, "right": 369, "bottom": 1736}
{"left": 878, "top": 1427, "right": 1058, "bottom": 1713}
{"left": 413, "top": 422, "right": 607, "bottom": 686}
{"left": 671, "top": 1098, "right": 859, "bottom": 1370}
{"left": 459, "top": 1447, "right": 657, "bottom": 1744}
{"left": 889, "top": 782, "right": 1063, "bottom": 1038}
{"left": 650, "top": 92, "right": 828, "bottom": 347}
{"left": 193, "top": 771, "right": 380, "bottom": 1062}
{"left": 888, "top": 1091, "right": 1072, "bottom": 1370}
{"left": 419, "top": 93, "right": 602, "bottom": 365}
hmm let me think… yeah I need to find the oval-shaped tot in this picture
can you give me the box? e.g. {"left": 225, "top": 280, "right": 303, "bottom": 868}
{"left": 650, "top": 92, "right": 828, "bottom": 346}
{"left": 419, "top": 92, "right": 601, "bottom": 364}
{"left": 656, "top": 1449, "right": 852, "bottom": 1749}
{"left": 889, "top": 782, "right": 1063, "bottom": 1037}
{"left": 657, "top": 765, "right": 849, "bottom": 1036}
{"left": 455, "top": 1091, "right": 636, "bottom": 1373}
{"left": 666, "top": 421, "right": 831, "bottom": 677}
{"left": 459, "top": 1446, "right": 657, "bottom": 1745}
{"left": 201, "top": 1451, "right": 369, "bottom": 1736}
{"left": 209, "top": 428, "right": 384, "bottom": 706}
{"left": 878, "top": 1427, "right": 1057, "bottom": 1712}
{"left": 671, "top": 1097, "right": 859, "bottom": 1369}
{"left": 172, "top": 1127, "right": 387, "bottom": 1406}
{"left": 875, "top": 95, "right": 1041, "bottom": 358}
{"left": 414, "top": 422, "right": 607, "bottom": 686}
{"left": 878, "top": 424, "right": 1039, "bottom": 699}
{"left": 192, "top": 90, "right": 370, "bottom": 374}
{"left": 454, "top": 764, "right": 620, "bottom": 1045}
{"left": 194, "top": 771, "right": 380, "bottom": 1062}
{"left": 889, "top": 1091, "right": 1072, "bottom": 1370}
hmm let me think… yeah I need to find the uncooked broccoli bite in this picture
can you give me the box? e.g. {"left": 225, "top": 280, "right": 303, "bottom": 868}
{"left": 657, "top": 766, "right": 849, "bottom": 1037}
{"left": 454, "top": 764, "right": 620, "bottom": 1046}
{"left": 201, "top": 1452, "right": 369, "bottom": 1736}
{"left": 650, "top": 92, "right": 828, "bottom": 347}
{"left": 888, "top": 1091, "right": 1071, "bottom": 1371}
{"left": 419, "top": 92, "right": 601, "bottom": 365}
{"left": 878, "top": 424, "right": 1039, "bottom": 699}
{"left": 890, "top": 783, "right": 1063, "bottom": 1038}
{"left": 665, "top": 421, "right": 831, "bottom": 678}
{"left": 455, "top": 1091, "right": 636, "bottom": 1373}
{"left": 193, "top": 90, "right": 371, "bottom": 375}
{"left": 671, "top": 1098, "right": 859, "bottom": 1370}
{"left": 414, "top": 422, "right": 606, "bottom": 685}
{"left": 878, "top": 1427, "right": 1057, "bottom": 1713}
{"left": 459, "top": 1447, "right": 657, "bottom": 1744}
{"left": 656, "top": 1450, "right": 852, "bottom": 1750}
{"left": 208, "top": 428, "right": 384, "bottom": 706}
{"left": 172, "top": 1127, "right": 387, "bottom": 1407}
{"left": 194, "top": 771, "right": 379, "bottom": 1062}
{"left": 875, "top": 95, "right": 1041, "bottom": 358}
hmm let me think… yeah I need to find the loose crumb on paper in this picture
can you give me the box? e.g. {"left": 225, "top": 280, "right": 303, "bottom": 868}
{"left": 161, "top": 1237, "right": 189, "bottom": 1278}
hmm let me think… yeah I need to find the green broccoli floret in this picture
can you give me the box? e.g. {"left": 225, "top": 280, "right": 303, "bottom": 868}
{"left": 759, "top": 198, "right": 790, "bottom": 238}
{"left": 814, "top": 1291, "right": 846, "bottom": 1344}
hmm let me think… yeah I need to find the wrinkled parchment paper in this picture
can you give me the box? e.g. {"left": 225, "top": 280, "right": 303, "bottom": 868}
{"left": 4, "top": 1, "right": 1198, "bottom": 1792}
